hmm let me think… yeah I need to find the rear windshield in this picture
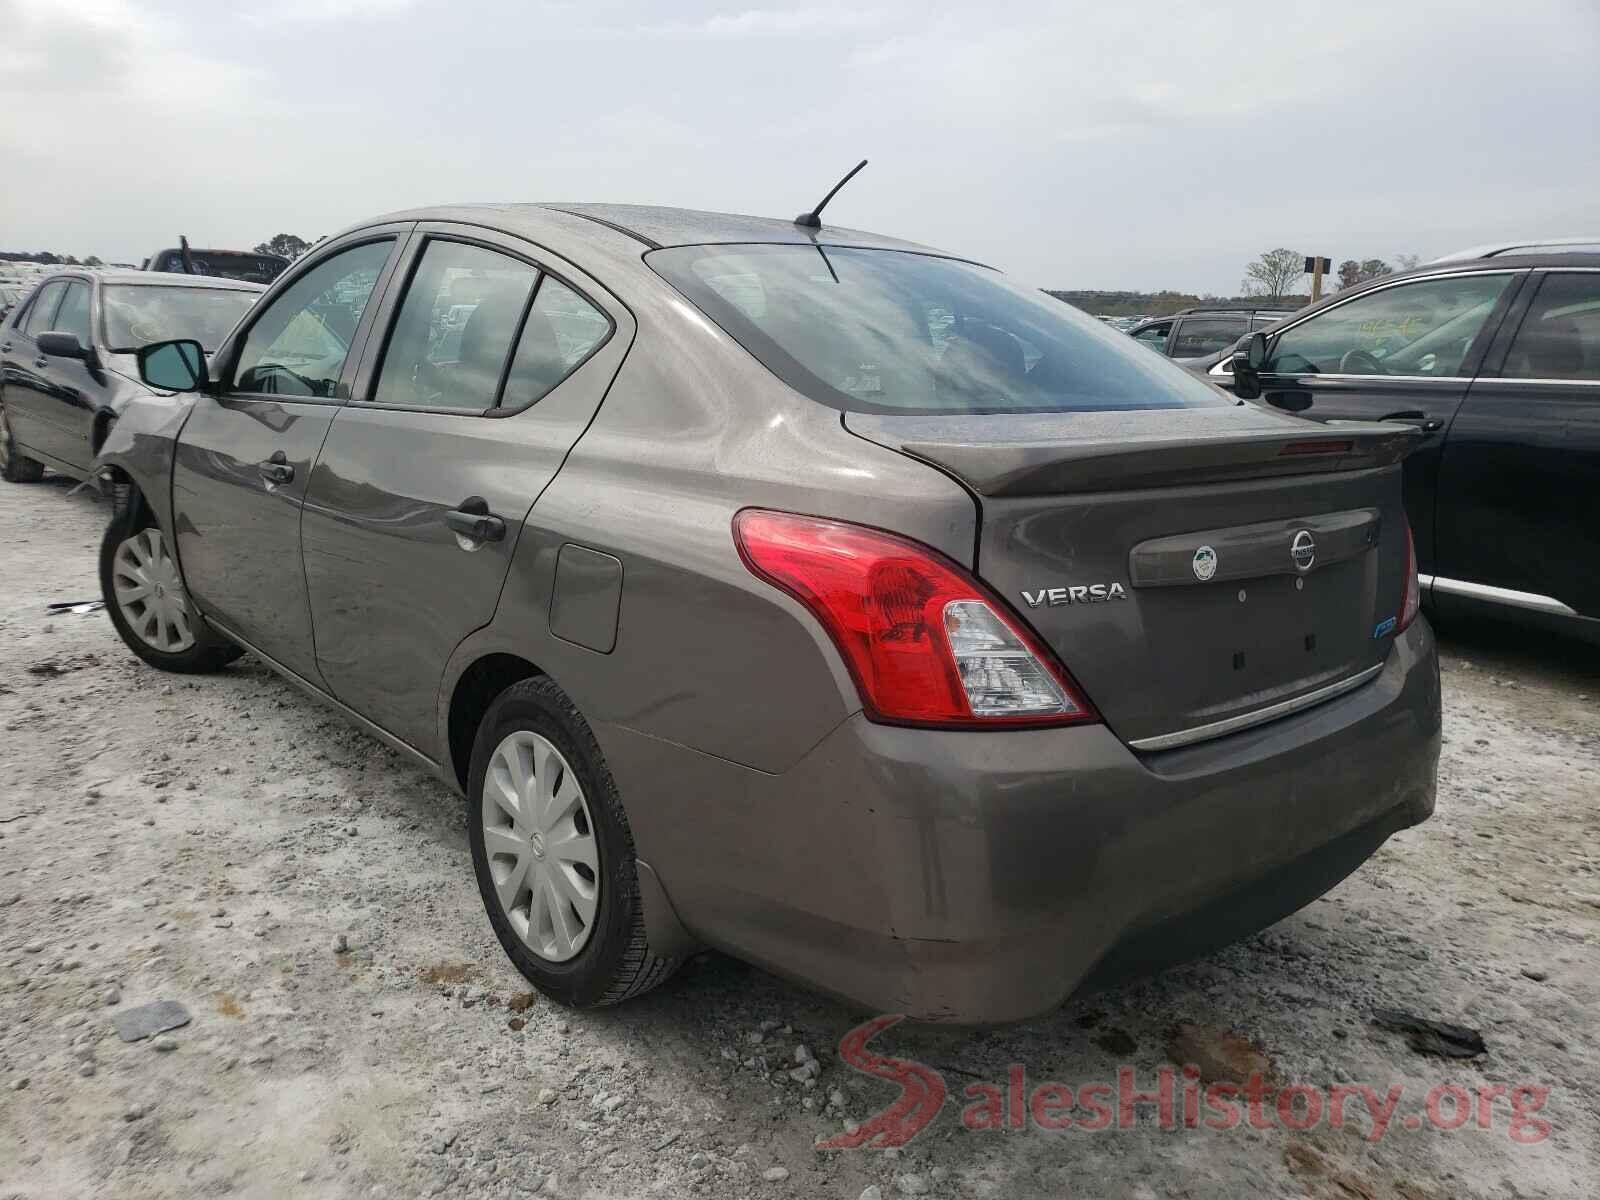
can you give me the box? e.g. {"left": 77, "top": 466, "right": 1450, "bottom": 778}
{"left": 649, "top": 244, "right": 1227, "bottom": 414}
{"left": 102, "top": 285, "right": 258, "bottom": 352}
{"left": 151, "top": 250, "right": 288, "bottom": 284}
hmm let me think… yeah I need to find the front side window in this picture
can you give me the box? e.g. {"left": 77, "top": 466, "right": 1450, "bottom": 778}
{"left": 1267, "top": 274, "right": 1512, "bottom": 378}
{"left": 1172, "top": 317, "right": 1247, "bottom": 357}
{"left": 102, "top": 286, "right": 258, "bottom": 352}
{"left": 232, "top": 240, "right": 392, "bottom": 398}
{"left": 19, "top": 281, "right": 66, "bottom": 335}
{"left": 372, "top": 241, "right": 537, "bottom": 410}
{"left": 1500, "top": 273, "right": 1600, "bottom": 381}
{"left": 53, "top": 282, "right": 93, "bottom": 345}
{"left": 650, "top": 245, "right": 1225, "bottom": 414}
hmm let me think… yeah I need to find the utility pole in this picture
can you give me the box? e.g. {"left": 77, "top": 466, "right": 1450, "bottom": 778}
{"left": 1305, "top": 255, "right": 1332, "bottom": 303}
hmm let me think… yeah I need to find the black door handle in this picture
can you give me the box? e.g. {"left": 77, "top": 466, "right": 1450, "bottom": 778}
{"left": 258, "top": 450, "right": 294, "bottom": 485}
{"left": 446, "top": 496, "right": 506, "bottom": 543}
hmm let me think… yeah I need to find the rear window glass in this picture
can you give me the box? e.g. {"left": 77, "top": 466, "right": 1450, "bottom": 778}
{"left": 648, "top": 245, "right": 1227, "bottom": 414}
{"left": 103, "top": 285, "right": 258, "bottom": 351}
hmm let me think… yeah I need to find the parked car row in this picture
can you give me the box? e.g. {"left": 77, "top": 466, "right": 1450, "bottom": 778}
{"left": 1128, "top": 305, "right": 1293, "bottom": 361}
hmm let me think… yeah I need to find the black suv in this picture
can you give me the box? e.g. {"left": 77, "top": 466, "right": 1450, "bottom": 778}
{"left": 1218, "top": 240, "right": 1600, "bottom": 642}
{"left": 1127, "top": 306, "right": 1293, "bottom": 360}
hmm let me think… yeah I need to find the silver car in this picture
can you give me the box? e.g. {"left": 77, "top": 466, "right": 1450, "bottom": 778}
{"left": 89, "top": 204, "right": 1440, "bottom": 1022}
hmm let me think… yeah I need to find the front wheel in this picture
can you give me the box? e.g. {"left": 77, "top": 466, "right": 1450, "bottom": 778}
{"left": 0, "top": 403, "right": 45, "bottom": 483}
{"left": 467, "top": 676, "right": 680, "bottom": 1007}
{"left": 100, "top": 516, "right": 242, "bottom": 673}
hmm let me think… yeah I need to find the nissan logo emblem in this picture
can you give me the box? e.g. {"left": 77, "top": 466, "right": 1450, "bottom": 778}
{"left": 1291, "top": 530, "right": 1317, "bottom": 572}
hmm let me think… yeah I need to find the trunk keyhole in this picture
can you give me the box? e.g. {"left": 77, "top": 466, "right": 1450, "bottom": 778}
{"left": 1233, "top": 651, "right": 1246, "bottom": 671}
{"left": 1304, "top": 633, "right": 1317, "bottom": 652}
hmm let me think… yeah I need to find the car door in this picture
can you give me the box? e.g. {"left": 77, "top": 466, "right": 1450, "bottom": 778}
{"left": 1251, "top": 270, "right": 1526, "bottom": 576}
{"left": 300, "top": 225, "right": 628, "bottom": 755}
{"left": 1433, "top": 269, "right": 1600, "bottom": 620}
{"left": 30, "top": 279, "right": 108, "bottom": 472}
{"left": 1, "top": 279, "right": 68, "bottom": 462}
{"left": 171, "top": 232, "right": 408, "bottom": 681}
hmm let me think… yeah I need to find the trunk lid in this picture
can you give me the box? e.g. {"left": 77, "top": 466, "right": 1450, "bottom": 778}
{"left": 846, "top": 405, "right": 1419, "bottom": 750}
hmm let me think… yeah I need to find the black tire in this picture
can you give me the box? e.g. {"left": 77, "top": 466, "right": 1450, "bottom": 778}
{"left": 467, "top": 676, "right": 679, "bottom": 1007}
{"left": 99, "top": 511, "right": 243, "bottom": 673}
{"left": 0, "top": 404, "right": 45, "bottom": 483}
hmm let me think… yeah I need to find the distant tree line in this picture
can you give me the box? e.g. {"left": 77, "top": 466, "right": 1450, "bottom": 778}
{"left": 3, "top": 233, "right": 324, "bottom": 270}
{"left": 0, "top": 250, "right": 104, "bottom": 266}
{"left": 1046, "top": 289, "right": 1313, "bottom": 317}
{"left": 1054, "top": 248, "right": 1426, "bottom": 315}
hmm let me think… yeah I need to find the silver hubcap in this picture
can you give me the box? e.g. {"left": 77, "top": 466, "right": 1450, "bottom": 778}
{"left": 481, "top": 731, "right": 600, "bottom": 962}
{"left": 112, "top": 528, "right": 196, "bottom": 653}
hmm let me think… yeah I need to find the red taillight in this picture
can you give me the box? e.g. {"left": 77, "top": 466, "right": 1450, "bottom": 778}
{"left": 1397, "top": 521, "right": 1421, "bottom": 632}
{"left": 733, "top": 509, "right": 1097, "bottom": 729}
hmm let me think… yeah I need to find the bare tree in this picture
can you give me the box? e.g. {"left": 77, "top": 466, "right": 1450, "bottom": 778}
{"left": 1395, "top": 253, "right": 1422, "bottom": 271}
{"left": 1243, "top": 248, "right": 1304, "bottom": 302}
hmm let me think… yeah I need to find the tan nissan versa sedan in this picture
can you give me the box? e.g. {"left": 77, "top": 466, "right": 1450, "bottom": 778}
{"left": 87, "top": 201, "right": 1440, "bottom": 1022}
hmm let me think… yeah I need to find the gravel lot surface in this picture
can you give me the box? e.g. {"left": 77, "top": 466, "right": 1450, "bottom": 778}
{"left": 2, "top": 477, "right": 1597, "bottom": 1200}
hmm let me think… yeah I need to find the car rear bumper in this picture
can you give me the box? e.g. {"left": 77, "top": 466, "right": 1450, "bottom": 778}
{"left": 607, "top": 617, "right": 1440, "bottom": 1023}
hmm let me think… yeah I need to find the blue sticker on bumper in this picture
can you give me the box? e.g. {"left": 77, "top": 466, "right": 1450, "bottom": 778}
{"left": 1372, "top": 616, "right": 1397, "bottom": 639}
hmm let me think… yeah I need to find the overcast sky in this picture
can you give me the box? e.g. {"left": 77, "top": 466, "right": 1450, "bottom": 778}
{"left": 2, "top": 0, "right": 1596, "bottom": 292}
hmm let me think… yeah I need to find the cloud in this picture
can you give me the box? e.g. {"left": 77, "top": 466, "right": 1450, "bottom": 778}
{"left": 239, "top": 0, "right": 417, "bottom": 26}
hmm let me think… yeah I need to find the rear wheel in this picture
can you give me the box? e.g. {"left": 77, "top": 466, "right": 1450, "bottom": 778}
{"left": 467, "top": 676, "right": 679, "bottom": 1007}
{"left": 100, "top": 513, "right": 242, "bottom": 673}
{"left": 0, "top": 403, "right": 45, "bottom": 483}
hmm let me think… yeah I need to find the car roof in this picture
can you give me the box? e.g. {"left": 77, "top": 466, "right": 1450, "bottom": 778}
{"left": 1430, "top": 237, "right": 1600, "bottom": 263}
{"left": 99, "top": 270, "right": 266, "bottom": 291}
{"left": 361, "top": 202, "right": 959, "bottom": 259}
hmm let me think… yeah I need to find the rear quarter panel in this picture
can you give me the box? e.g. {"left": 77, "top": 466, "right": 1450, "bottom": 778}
{"left": 436, "top": 282, "right": 979, "bottom": 781}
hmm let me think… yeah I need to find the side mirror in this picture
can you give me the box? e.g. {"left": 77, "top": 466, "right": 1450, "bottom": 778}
{"left": 36, "top": 331, "right": 88, "bottom": 360}
{"left": 1230, "top": 331, "right": 1268, "bottom": 400}
{"left": 137, "top": 339, "right": 206, "bottom": 393}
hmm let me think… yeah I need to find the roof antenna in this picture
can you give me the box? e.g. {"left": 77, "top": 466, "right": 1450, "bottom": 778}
{"left": 795, "top": 159, "right": 868, "bottom": 229}
{"left": 178, "top": 235, "right": 196, "bottom": 275}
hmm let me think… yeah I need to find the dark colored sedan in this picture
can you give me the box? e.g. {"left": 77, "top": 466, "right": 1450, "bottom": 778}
{"left": 1216, "top": 243, "right": 1600, "bottom": 643}
{"left": 0, "top": 271, "right": 261, "bottom": 483}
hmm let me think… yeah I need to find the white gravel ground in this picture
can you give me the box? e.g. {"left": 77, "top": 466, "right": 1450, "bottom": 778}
{"left": 2, "top": 476, "right": 1597, "bottom": 1200}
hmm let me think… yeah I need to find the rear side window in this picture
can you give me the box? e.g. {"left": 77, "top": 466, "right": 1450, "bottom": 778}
{"left": 54, "top": 282, "right": 93, "bottom": 345}
{"left": 373, "top": 241, "right": 538, "bottom": 410}
{"left": 19, "top": 281, "right": 66, "bottom": 335}
{"left": 500, "top": 278, "right": 611, "bottom": 409}
{"left": 232, "top": 240, "right": 392, "bottom": 398}
{"left": 649, "top": 245, "right": 1225, "bottom": 414}
{"left": 1501, "top": 274, "right": 1600, "bottom": 381}
{"left": 1172, "top": 317, "right": 1247, "bottom": 357}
